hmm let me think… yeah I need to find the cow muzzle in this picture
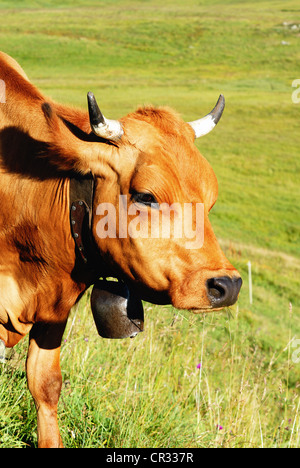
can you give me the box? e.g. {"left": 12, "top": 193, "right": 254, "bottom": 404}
{"left": 91, "top": 280, "right": 144, "bottom": 339}
{"left": 207, "top": 276, "right": 242, "bottom": 308}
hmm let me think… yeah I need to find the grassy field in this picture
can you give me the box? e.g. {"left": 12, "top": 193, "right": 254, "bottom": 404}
{"left": 0, "top": 0, "right": 300, "bottom": 448}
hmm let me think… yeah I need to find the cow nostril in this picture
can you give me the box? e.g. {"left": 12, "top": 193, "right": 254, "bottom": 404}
{"left": 207, "top": 276, "right": 242, "bottom": 308}
{"left": 207, "top": 279, "right": 226, "bottom": 300}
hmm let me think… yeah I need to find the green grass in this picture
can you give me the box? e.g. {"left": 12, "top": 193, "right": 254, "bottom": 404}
{"left": 1, "top": 0, "right": 300, "bottom": 448}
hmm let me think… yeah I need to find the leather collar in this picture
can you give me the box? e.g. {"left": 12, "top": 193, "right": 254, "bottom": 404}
{"left": 69, "top": 174, "right": 96, "bottom": 266}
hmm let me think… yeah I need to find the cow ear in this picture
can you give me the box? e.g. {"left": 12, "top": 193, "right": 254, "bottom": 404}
{"left": 41, "top": 102, "right": 118, "bottom": 175}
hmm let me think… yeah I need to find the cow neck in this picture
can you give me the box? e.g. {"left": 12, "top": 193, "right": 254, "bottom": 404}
{"left": 69, "top": 174, "right": 99, "bottom": 269}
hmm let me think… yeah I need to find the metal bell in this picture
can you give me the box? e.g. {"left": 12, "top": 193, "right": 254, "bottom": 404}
{"left": 91, "top": 280, "right": 144, "bottom": 339}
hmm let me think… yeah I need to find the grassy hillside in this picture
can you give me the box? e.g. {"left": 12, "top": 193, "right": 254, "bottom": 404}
{"left": 0, "top": 0, "right": 299, "bottom": 448}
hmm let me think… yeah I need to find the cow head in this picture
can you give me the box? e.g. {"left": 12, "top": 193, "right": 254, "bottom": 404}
{"left": 45, "top": 94, "right": 242, "bottom": 312}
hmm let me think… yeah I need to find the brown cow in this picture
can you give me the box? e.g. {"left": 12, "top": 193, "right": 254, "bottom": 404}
{"left": 0, "top": 52, "right": 242, "bottom": 447}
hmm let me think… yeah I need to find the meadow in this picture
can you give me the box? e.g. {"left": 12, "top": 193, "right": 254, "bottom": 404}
{"left": 0, "top": 0, "right": 299, "bottom": 448}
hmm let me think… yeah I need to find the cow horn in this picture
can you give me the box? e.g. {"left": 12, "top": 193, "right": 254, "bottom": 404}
{"left": 87, "top": 92, "right": 124, "bottom": 141}
{"left": 188, "top": 95, "right": 225, "bottom": 139}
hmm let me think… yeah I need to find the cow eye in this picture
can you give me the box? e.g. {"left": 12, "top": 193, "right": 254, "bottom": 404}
{"left": 132, "top": 192, "right": 159, "bottom": 207}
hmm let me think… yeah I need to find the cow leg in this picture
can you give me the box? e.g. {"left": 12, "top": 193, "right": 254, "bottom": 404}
{"left": 26, "top": 321, "right": 67, "bottom": 448}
